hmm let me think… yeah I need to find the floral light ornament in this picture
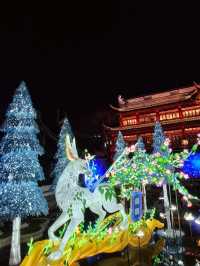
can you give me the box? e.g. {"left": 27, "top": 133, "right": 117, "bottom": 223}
{"left": 184, "top": 212, "right": 194, "bottom": 221}
{"left": 125, "top": 145, "right": 136, "bottom": 154}
{"left": 164, "top": 138, "right": 170, "bottom": 146}
{"left": 136, "top": 230, "right": 144, "bottom": 238}
{"left": 108, "top": 227, "right": 113, "bottom": 235}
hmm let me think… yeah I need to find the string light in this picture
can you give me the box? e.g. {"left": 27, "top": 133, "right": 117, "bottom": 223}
{"left": 0, "top": 81, "right": 48, "bottom": 220}
{"left": 136, "top": 230, "right": 144, "bottom": 238}
{"left": 170, "top": 205, "right": 177, "bottom": 211}
{"left": 184, "top": 212, "right": 194, "bottom": 221}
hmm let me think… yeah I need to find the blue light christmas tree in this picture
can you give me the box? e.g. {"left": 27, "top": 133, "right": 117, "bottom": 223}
{"left": 153, "top": 121, "right": 165, "bottom": 153}
{"left": 113, "top": 131, "right": 126, "bottom": 161}
{"left": 51, "top": 118, "right": 74, "bottom": 191}
{"left": 0, "top": 81, "right": 48, "bottom": 265}
{"left": 136, "top": 136, "right": 145, "bottom": 151}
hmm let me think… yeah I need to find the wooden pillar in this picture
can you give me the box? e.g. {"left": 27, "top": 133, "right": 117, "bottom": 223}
{"left": 178, "top": 106, "right": 183, "bottom": 119}
{"left": 119, "top": 114, "right": 123, "bottom": 126}
{"left": 156, "top": 111, "right": 160, "bottom": 121}
{"left": 136, "top": 113, "right": 139, "bottom": 124}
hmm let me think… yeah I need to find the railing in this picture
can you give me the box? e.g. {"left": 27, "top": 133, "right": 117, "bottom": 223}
{"left": 117, "top": 115, "right": 200, "bottom": 130}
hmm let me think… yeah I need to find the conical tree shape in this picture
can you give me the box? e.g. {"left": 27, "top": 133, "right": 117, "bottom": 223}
{"left": 152, "top": 121, "right": 172, "bottom": 231}
{"left": 0, "top": 81, "right": 48, "bottom": 265}
{"left": 136, "top": 136, "right": 145, "bottom": 151}
{"left": 153, "top": 121, "right": 165, "bottom": 154}
{"left": 113, "top": 131, "right": 126, "bottom": 161}
{"left": 136, "top": 136, "right": 147, "bottom": 213}
{"left": 51, "top": 117, "right": 74, "bottom": 191}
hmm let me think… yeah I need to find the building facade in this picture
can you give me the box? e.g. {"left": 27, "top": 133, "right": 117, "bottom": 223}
{"left": 104, "top": 83, "right": 200, "bottom": 159}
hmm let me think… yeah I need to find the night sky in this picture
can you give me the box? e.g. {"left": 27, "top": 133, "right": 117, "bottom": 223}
{"left": 0, "top": 2, "right": 200, "bottom": 137}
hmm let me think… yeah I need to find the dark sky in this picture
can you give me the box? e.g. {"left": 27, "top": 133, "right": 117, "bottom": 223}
{"left": 0, "top": 1, "right": 200, "bottom": 134}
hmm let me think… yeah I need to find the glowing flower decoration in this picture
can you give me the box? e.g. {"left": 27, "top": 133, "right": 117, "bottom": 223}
{"left": 108, "top": 227, "right": 112, "bottom": 235}
{"left": 164, "top": 138, "right": 170, "bottom": 146}
{"left": 126, "top": 145, "right": 135, "bottom": 153}
{"left": 184, "top": 212, "right": 194, "bottom": 221}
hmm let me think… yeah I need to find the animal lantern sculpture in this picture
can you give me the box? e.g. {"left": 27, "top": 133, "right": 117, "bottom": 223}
{"left": 48, "top": 135, "right": 128, "bottom": 260}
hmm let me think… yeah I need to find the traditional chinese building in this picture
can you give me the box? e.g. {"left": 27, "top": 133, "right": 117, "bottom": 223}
{"left": 104, "top": 83, "right": 200, "bottom": 159}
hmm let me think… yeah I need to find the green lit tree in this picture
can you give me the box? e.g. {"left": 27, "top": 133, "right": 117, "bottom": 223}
{"left": 102, "top": 136, "right": 198, "bottom": 211}
{"left": 135, "top": 137, "right": 148, "bottom": 213}
{"left": 152, "top": 121, "right": 172, "bottom": 231}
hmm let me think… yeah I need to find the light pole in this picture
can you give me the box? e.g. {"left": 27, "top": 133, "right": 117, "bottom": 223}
{"left": 136, "top": 230, "right": 144, "bottom": 265}
{"left": 184, "top": 212, "right": 194, "bottom": 238}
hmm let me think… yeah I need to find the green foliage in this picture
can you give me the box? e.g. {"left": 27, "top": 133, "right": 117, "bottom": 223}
{"left": 144, "top": 208, "right": 156, "bottom": 220}
{"left": 63, "top": 259, "right": 68, "bottom": 266}
{"left": 59, "top": 223, "right": 67, "bottom": 238}
{"left": 43, "top": 241, "right": 53, "bottom": 256}
{"left": 67, "top": 205, "right": 73, "bottom": 218}
{"left": 27, "top": 237, "right": 34, "bottom": 256}
{"left": 129, "top": 219, "right": 147, "bottom": 235}
{"left": 104, "top": 138, "right": 199, "bottom": 200}
{"left": 152, "top": 255, "right": 162, "bottom": 265}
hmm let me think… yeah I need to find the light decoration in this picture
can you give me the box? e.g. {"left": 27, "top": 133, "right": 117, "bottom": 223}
{"left": 85, "top": 157, "right": 108, "bottom": 191}
{"left": 102, "top": 133, "right": 199, "bottom": 201}
{"left": 51, "top": 118, "right": 74, "bottom": 191}
{"left": 0, "top": 81, "right": 48, "bottom": 265}
{"left": 170, "top": 205, "right": 177, "bottom": 211}
{"left": 159, "top": 213, "right": 165, "bottom": 219}
{"left": 0, "top": 81, "right": 48, "bottom": 219}
{"left": 181, "top": 134, "right": 200, "bottom": 178}
{"left": 113, "top": 131, "right": 126, "bottom": 161}
{"left": 182, "top": 152, "right": 200, "bottom": 178}
{"left": 184, "top": 212, "right": 194, "bottom": 221}
{"left": 136, "top": 230, "right": 144, "bottom": 238}
{"left": 195, "top": 216, "right": 200, "bottom": 225}
{"left": 187, "top": 201, "right": 193, "bottom": 208}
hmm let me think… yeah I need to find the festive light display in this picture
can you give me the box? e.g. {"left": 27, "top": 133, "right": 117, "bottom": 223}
{"left": 0, "top": 81, "right": 48, "bottom": 265}
{"left": 51, "top": 118, "right": 74, "bottom": 191}
{"left": 18, "top": 119, "right": 200, "bottom": 265}
{"left": 182, "top": 152, "right": 200, "bottom": 178}
{"left": 103, "top": 137, "right": 198, "bottom": 201}
{"left": 153, "top": 121, "right": 165, "bottom": 153}
{"left": 47, "top": 135, "right": 128, "bottom": 261}
{"left": 21, "top": 212, "right": 164, "bottom": 266}
{"left": 85, "top": 157, "right": 108, "bottom": 191}
{"left": 113, "top": 131, "right": 126, "bottom": 161}
{"left": 136, "top": 136, "right": 145, "bottom": 151}
{"left": 0, "top": 81, "right": 48, "bottom": 218}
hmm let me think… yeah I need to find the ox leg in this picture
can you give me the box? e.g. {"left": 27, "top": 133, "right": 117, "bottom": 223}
{"left": 48, "top": 211, "right": 69, "bottom": 242}
{"left": 90, "top": 204, "right": 106, "bottom": 222}
{"left": 48, "top": 212, "right": 84, "bottom": 261}
{"left": 103, "top": 199, "right": 128, "bottom": 229}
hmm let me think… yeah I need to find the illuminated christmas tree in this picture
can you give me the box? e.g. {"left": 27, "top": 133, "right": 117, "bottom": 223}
{"left": 135, "top": 137, "right": 147, "bottom": 212}
{"left": 136, "top": 136, "right": 145, "bottom": 151}
{"left": 153, "top": 121, "right": 165, "bottom": 153}
{"left": 0, "top": 81, "right": 48, "bottom": 265}
{"left": 152, "top": 121, "right": 173, "bottom": 231}
{"left": 51, "top": 118, "right": 74, "bottom": 191}
{"left": 113, "top": 131, "right": 126, "bottom": 161}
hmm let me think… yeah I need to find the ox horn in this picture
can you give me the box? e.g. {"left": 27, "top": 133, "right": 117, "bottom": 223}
{"left": 65, "top": 134, "right": 78, "bottom": 161}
